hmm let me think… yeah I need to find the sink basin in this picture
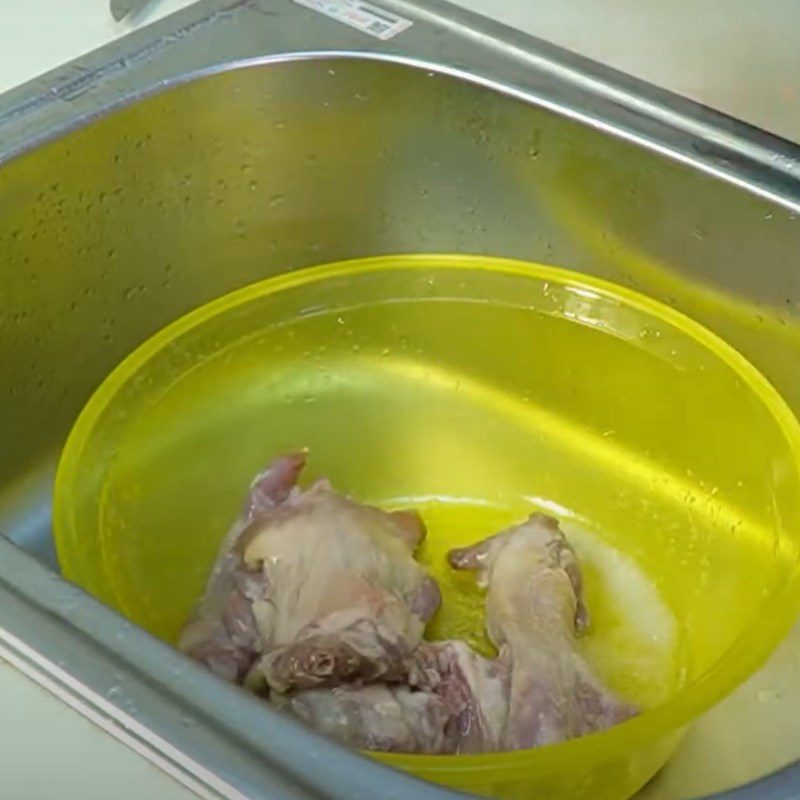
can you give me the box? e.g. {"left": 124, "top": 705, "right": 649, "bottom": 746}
{"left": 0, "top": 1, "right": 799, "bottom": 798}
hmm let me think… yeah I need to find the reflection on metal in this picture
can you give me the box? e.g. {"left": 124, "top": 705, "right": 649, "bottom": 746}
{"left": 109, "top": 0, "right": 158, "bottom": 22}
{"left": 0, "top": 0, "right": 799, "bottom": 798}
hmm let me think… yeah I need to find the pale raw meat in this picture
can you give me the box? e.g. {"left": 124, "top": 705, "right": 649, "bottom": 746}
{"left": 279, "top": 684, "right": 455, "bottom": 754}
{"left": 409, "top": 640, "right": 509, "bottom": 753}
{"left": 448, "top": 513, "right": 637, "bottom": 749}
{"left": 179, "top": 452, "right": 441, "bottom": 693}
{"left": 180, "top": 454, "right": 636, "bottom": 755}
{"left": 281, "top": 641, "right": 506, "bottom": 754}
{"left": 178, "top": 453, "right": 304, "bottom": 683}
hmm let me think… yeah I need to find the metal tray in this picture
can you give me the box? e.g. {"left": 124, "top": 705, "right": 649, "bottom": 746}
{"left": 0, "top": 1, "right": 799, "bottom": 797}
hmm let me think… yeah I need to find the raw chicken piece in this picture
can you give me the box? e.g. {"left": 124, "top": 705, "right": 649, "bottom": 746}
{"left": 448, "top": 514, "right": 637, "bottom": 749}
{"left": 280, "top": 684, "right": 455, "bottom": 754}
{"left": 281, "top": 641, "right": 506, "bottom": 755}
{"left": 181, "top": 458, "right": 634, "bottom": 754}
{"left": 409, "top": 640, "right": 509, "bottom": 753}
{"left": 179, "top": 452, "right": 441, "bottom": 694}
{"left": 178, "top": 453, "right": 304, "bottom": 683}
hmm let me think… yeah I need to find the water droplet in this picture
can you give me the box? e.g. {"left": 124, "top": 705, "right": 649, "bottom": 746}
{"left": 123, "top": 284, "right": 148, "bottom": 300}
{"left": 269, "top": 194, "right": 284, "bottom": 207}
{"left": 527, "top": 131, "right": 541, "bottom": 159}
{"left": 638, "top": 327, "right": 662, "bottom": 340}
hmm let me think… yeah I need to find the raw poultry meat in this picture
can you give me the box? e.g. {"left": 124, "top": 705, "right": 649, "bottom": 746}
{"left": 178, "top": 454, "right": 306, "bottom": 684}
{"left": 278, "top": 683, "right": 455, "bottom": 755}
{"left": 449, "top": 513, "right": 637, "bottom": 749}
{"left": 179, "top": 452, "right": 441, "bottom": 692}
{"left": 280, "top": 640, "right": 507, "bottom": 755}
{"left": 408, "top": 640, "right": 509, "bottom": 753}
{"left": 180, "top": 454, "right": 637, "bottom": 755}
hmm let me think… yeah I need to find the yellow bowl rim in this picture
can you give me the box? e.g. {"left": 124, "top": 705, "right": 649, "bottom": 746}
{"left": 54, "top": 253, "right": 800, "bottom": 775}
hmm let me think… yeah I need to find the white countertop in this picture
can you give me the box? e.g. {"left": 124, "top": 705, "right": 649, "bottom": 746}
{"left": 0, "top": 658, "right": 192, "bottom": 800}
{"left": 1, "top": 3, "right": 799, "bottom": 799}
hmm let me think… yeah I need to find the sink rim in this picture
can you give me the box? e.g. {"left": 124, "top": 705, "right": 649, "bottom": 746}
{"left": 0, "top": 0, "right": 798, "bottom": 208}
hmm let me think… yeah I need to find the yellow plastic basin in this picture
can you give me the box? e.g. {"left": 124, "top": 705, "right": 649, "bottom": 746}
{"left": 54, "top": 255, "right": 800, "bottom": 800}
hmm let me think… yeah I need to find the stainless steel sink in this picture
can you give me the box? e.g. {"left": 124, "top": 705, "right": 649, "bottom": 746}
{"left": 0, "top": 1, "right": 799, "bottom": 798}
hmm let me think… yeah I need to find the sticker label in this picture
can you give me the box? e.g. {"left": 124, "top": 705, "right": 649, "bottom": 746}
{"left": 292, "top": 0, "right": 413, "bottom": 41}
